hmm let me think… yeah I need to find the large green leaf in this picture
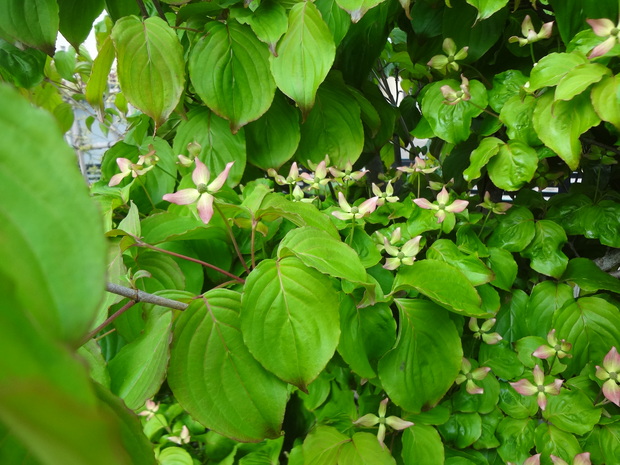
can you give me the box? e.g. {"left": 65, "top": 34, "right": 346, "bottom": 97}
{"left": 335, "top": 0, "right": 385, "bottom": 23}
{"left": 0, "top": 84, "right": 105, "bottom": 342}
{"left": 561, "top": 258, "right": 620, "bottom": 294}
{"left": 0, "top": 39, "right": 46, "bottom": 88}
{"left": 315, "top": 0, "right": 351, "bottom": 47}
{"left": 173, "top": 107, "right": 246, "bottom": 187}
{"left": 392, "top": 260, "right": 486, "bottom": 317}
{"left": 437, "top": 412, "right": 482, "bottom": 448}
{"left": 337, "top": 298, "right": 396, "bottom": 379}
{"left": 499, "top": 95, "right": 540, "bottom": 146}
{"left": 421, "top": 79, "right": 488, "bottom": 144}
{"left": 402, "top": 425, "right": 444, "bottom": 465}
{"left": 543, "top": 390, "right": 601, "bottom": 435}
{"left": 487, "top": 206, "right": 535, "bottom": 252}
{"left": 534, "top": 423, "right": 581, "bottom": 463}
{"left": 496, "top": 418, "right": 536, "bottom": 464}
{"left": 524, "top": 281, "right": 574, "bottom": 339}
{"left": 465, "top": 0, "right": 508, "bottom": 20}
{"left": 108, "top": 308, "right": 173, "bottom": 410}
{"left": 246, "top": 91, "right": 301, "bottom": 170}
{"left": 487, "top": 140, "right": 538, "bottom": 191}
{"left": 591, "top": 74, "right": 620, "bottom": 130}
{"left": 553, "top": 297, "right": 620, "bottom": 377}
{"left": 520, "top": 220, "right": 568, "bottom": 278}
{"left": 295, "top": 78, "right": 364, "bottom": 167}
{"left": 231, "top": 1, "right": 288, "bottom": 55}
{"left": 111, "top": 16, "right": 185, "bottom": 129}
{"left": 339, "top": 432, "right": 397, "bottom": 464}
{"left": 57, "top": 0, "right": 105, "bottom": 50}
{"left": 555, "top": 63, "right": 610, "bottom": 101}
{"left": 278, "top": 226, "right": 367, "bottom": 283}
{"left": 240, "top": 257, "right": 341, "bottom": 391}
{"left": 271, "top": 1, "right": 335, "bottom": 116}
{"left": 169, "top": 291, "right": 288, "bottom": 442}
{"left": 378, "top": 299, "right": 462, "bottom": 412}
{"left": 463, "top": 137, "right": 502, "bottom": 182}
{"left": 0, "top": 0, "right": 58, "bottom": 55}
{"left": 426, "top": 239, "right": 494, "bottom": 286}
{"left": 533, "top": 91, "right": 600, "bottom": 170}
{"left": 190, "top": 21, "right": 275, "bottom": 133}
{"left": 528, "top": 52, "right": 588, "bottom": 91}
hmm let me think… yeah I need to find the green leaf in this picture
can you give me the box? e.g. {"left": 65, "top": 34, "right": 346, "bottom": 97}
{"left": 57, "top": 0, "right": 105, "bottom": 50}
{"left": 246, "top": 91, "right": 301, "bottom": 170}
{"left": 78, "top": 340, "right": 111, "bottom": 389}
{"left": 520, "top": 220, "right": 568, "bottom": 278}
{"left": 487, "top": 206, "right": 535, "bottom": 252}
{"left": 0, "top": 85, "right": 105, "bottom": 342}
{"left": 437, "top": 412, "right": 482, "bottom": 449}
{"left": 534, "top": 423, "right": 581, "bottom": 463}
{"left": 473, "top": 408, "right": 502, "bottom": 449}
{"left": 378, "top": 299, "right": 462, "bottom": 412}
{"left": 392, "top": 260, "right": 486, "bottom": 317}
{"left": 426, "top": 239, "right": 494, "bottom": 286}
{"left": 402, "top": 425, "right": 444, "bottom": 465}
{"left": 486, "top": 247, "right": 517, "bottom": 291}
{"left": 111, "top": 16, "right": 185, "bottom": 128}
{"left": 278, "top": 226, "right": 367, "bottom": 283}
{"left": 190, "top": 21, "right": 275, "bottom": 133}
{"left": 0, "top": 0, "right": 58, "bottom": 55}
{"left": 465, "top": 0, "right": 509, "bottom": 20}
{"left": 525, "top": 281, "right": 574, "bottom": 339}
{"left": 533, "top": 90, "right": 600, "bottom": 170}
{"left": 487, "top": 140, "right": 539, "bottom": 192}
{"left": 488, "top": 70, "right": 528, "bottom": 113}
{"left": 453, "top": 372, "right": 500, "bottom": 415}
{"left": 339, "top": 432, "right": 397, "bottom": 464}
{"left": 315, "top": 0, "right": 351, "bottom": 46}
{"left": 231, "top": 1, "right": 288, "bottom": 55}
{"left": 335, "top": 0, "right": 386, "bottom": 23}
{"left": 499, "top": 95, "right": 541, "bottom": 146}
{"left": 591, "top": 74, "right": 620, "bottom": 130}
{"left": 479, "top": 343, "right": 524, "bottom": 380}
{"left": 553, "top": 297, "right": 620, "bottom": 377}
{"left": 421, "top": 79, "right": 488, "bottom": 144}
{"left": 463, "top": 137, "right": 502, "bottom": 182}
{"left": 555, "top": 63, "right": 610, "bottom": 101}
{"left": 85, "top": 35, "right": 115, "bottom": 112}
{"left": 173, "top": 107, "right": 246, "bottom": 187}
{"left": 158, "top": 447, "right": 193, "bottom": 465}
{"left": 337, "top": 297, "right": 396, "bottom": 378}
{"left": 543, "top": 389, "right": 601, "bottom": 435}
{"left": 302, "top": 426, "right": 347, "bottom": 465}
{"left": 528, "top": 52, "right": 589, "bottom": 91}
{"left": 561, "top": 258, "right": 620, "bottom": 294}
{"left": 496, "top": 418, "right": 536, "bottom": 464}
{"left": 271, "top": 1, "right": 335, "bottom": 116}
{"left": 169, "top": 290, "right": 288, "bottom": 442}
{"left": 108, "top": 308, "right": 173, "bottom": 410}
{"left": 295, "top": 78, "right": 364, "bottom": 167}
{"left": 0, "top": 39, "right": 46, "bottom": 88}
{"left": 495, "top": 290, "right": 529, "bottom": 343}
{"left": 240, "top": 257, "right": 340, "bottom": 390}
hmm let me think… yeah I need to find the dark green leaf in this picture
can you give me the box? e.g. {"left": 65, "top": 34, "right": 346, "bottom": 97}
{"left": 437, "top": 412, "right": 482, "bottom": 449}
{"left": 543, "top": 389, "right": 601, "bottom": 435}
{"left": 487, "top": 206, "right": 535, "bottom": 252}
{"left": 486, "top": 247, "right": 517, "bottom": 291}
{"left": 561, "top": 258, "right": 620, "bottom": 294}
{"left": 402, "top": 425, "right": 444, "bottom": 465}
{"left": 496, "top": 418, "right": 535, "bottom": 464}
{"left": 0, "top": 39, "right": 46, "bottom": 88}
{"left": 524, "top": 281, "right": 574, "bottom": 339}
{"left": 57, "top": 0, "right": 105, "bottom": 50}
{"left": 0, "top": 0, "right": 58, "bottom": 55}
{"left": 520, "top": 220, "right": 568, "bottom": 278}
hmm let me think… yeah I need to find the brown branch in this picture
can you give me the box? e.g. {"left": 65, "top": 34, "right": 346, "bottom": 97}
{"left": 105, "top": 282, "right": 189, "bottom": 310}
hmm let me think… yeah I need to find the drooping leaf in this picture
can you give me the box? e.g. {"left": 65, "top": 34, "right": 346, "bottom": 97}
{"left": 189, "top": 21, "right": 276, "bottom": 133}
{"left": 0, "top": 84, "right": 105, "bottom": 342}
{"left": 553, "top": 297, "right": 620, "bottom": 377}
{"left": 335, "top": 0, "right": 386, "bottom": 23}
{"left": 392, "top": 260, "right": 486, "bottom": 317}
{"left": 465, "top": 0, "right": 509, "bottom": 21}
{"left": 520, "top": 220, "right": 568, "bottom": 278}
{"left": 271, "top": 1, "right": 336, "bottom": 116}
{"left": 169, "top": 291, "right": 288, "bottom": 442}
{"left": 173, "top": 107, "right": 246, "bottom": 187}
{"left": 533, "top": 89, "right": 600, "bottom": 170}
{"left": 295, "top": 78, "right": 364, "bottom": 167}
{"left": 591, "top": 74, "right": 620, "bottom": 130}
{"left": 86, "top": 35, "right": 115, "bottom": 112}
{"left": 0, "top": 0, "right": 59, "bottom": 55}
{"left": 111, "top": 16, "right": 185, "bottom": 128}
{"left": 245, "top": 91, "right": 301, "bottom": 170}
{"left": 378, "top": 299, "right": 462, "bottom": 412}
{"left": 57, "top": 0, "right": 105, "bottom": 50}
{"left": 240, "top": 257, "right": 341, "bottom": 391}
{"left": 231, "top": 1, "right": 288, "bottom": 55}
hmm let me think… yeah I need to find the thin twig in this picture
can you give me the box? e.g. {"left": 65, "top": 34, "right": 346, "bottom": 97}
{"left": 152, "top": 0, "right": 167, "bottom": 21}
{"left": 79, "top": 300, "right": 137, "bottom": 347}
{"left": 106, "top": 282, "right": 189, "bottom": 310}
{"left": 135, "top": 0, "right": 149, "bottom": 18}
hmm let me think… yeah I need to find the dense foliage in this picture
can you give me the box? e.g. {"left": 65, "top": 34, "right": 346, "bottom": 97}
{"left": 1, "top": 0, "right": 620, "bottom": 464}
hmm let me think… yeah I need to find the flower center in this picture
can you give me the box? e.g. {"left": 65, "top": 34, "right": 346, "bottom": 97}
{"left": 612, "top": 27, "right": 619, "bottom": 36}
{"left": 537, "top": 385, "right": 545, "bottom": 393}
{"left": 350, "top": 206, "right": 359, "bottom": 214}
{"left": 610, "top": 372, "right": 618, "bottom": 381}
{"left": 197, "top": 183, "right": 209, "bottom": 194}
{"left": 397, "top": 251, "right": 405, "bottom": 260}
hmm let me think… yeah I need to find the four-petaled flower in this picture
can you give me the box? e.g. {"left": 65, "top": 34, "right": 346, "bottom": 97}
{"left": 509, "top": 15, "right": 554, "bottom": 47}
{"left": 163, "top": 159, "right": 234, "bottom": 225}
{"left": 383, "top": 235, "right": 422, "bottom": 270}
{"left": 137, "top": 399, "right": 159, "bottom": 421}
{"left": 372, "top": 181, "right": 399, "bottom": 206}
{"left": 168, "top": 425, "right": 191, "bottom": 445}
{"left": 587, "top": 18, "right": 620, "bottom": 58}
{"left": 455, "top": 358, "right": 491, "bottom": 395}
{"left": 478, "top": 191, "right": 512, "bottom": 214}
{"left": 550, "top": 453, "right": 591, "bottom": 465}
{"left": 353, "top": 398, "right": 414, "bottom": 447}
{"left": 330, "top": 162, "right": 367, "bottom": 185}
{"left": 375, "top": 227, "right": 402, "bottom": 253}
{"left": 469, "top": 318, "right": 502, "bottom": 345}
{"left": 332, "top": 192, "right": 378, "bottom": 221}
{"left": 533, "top": 329, "right": 572, "bottom": 360}
{"left": 414, "top": 187, "right": 469, "bottom": 223}
{"left": 109, "top": 156, "right": 155, "bottom": 186}
{"left": 595, "top": 346, "right": 620, "bottom": 406}
{"left": 440, "top": 75, "right": 471, "bottom": 105}
{"left": 300, "top": 160, "right": 330, "bottom": 190}
{"left": 397, "top": 156, "right": 439, "bottom": 175}
{"left": 428, "top": 38, "right": 469, "bottom": 74}
{"left": 268, "top": 162, "right": 302, "bottom": 186}
{"left": 510, "top": 364, "right": 563, "bottom": 411}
